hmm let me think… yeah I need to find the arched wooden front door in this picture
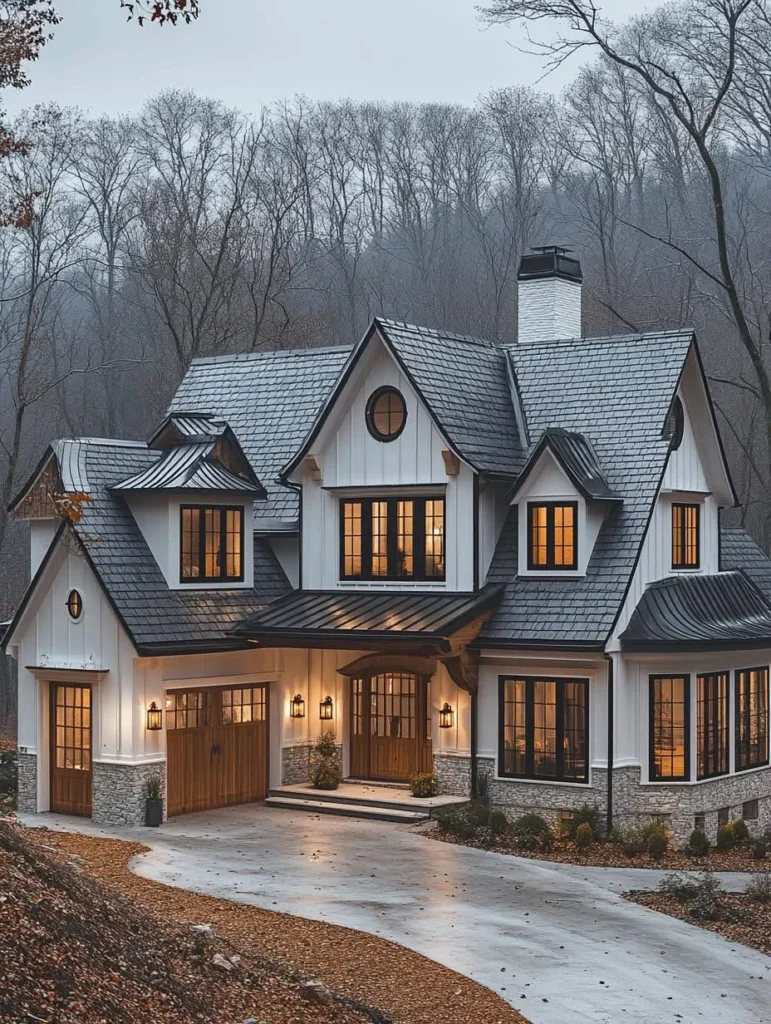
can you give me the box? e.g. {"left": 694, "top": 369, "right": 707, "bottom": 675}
{"left": 349, "top": 672, "right": 432, "bottom": 781}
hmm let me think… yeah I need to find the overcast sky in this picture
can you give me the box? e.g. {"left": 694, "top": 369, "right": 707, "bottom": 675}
{"left": 6, "top": 0, "right": 654, "bottom": 118}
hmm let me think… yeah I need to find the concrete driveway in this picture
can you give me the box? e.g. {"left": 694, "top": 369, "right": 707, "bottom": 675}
{"left": 23, "top": 806, "right": 771, "bottom": 1024}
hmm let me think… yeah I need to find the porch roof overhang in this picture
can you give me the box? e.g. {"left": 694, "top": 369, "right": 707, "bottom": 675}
{"left": 230, "top": 584, "right": 503, "bottom": 655}
{"left": 620, "top": 570, "right": 771, "bottom": 652}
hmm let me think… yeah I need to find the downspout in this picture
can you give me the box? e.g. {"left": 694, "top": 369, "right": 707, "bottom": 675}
{"left": 604, "top": 653, "right": 614, "bottom": 837}
{"left": 470, "top": 686, "right": 479, "bottom": 797}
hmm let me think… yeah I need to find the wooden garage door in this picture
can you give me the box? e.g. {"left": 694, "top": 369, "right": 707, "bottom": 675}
{"left": 166, "top": 685, "right": 269, "bottom": 817}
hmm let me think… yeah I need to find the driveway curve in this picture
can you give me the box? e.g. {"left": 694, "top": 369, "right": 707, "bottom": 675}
{"left": 25, "top": 806, "right": 771, "bottom": 1024}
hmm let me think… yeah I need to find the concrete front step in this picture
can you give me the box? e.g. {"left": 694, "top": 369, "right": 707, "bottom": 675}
{"left": 264, "top": 795, "right": 430, "bottom": 823}
{"left": 269, "top": 786, "right": 430, "bottom": 814}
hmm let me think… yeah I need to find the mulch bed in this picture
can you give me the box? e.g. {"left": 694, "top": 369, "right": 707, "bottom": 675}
{"left": 428, "top": 824, "right": 771, "bottom": 872}
{"left": 24, "top": 825, "right": 528, "bottom": 1024}
{"left": 628, "top": 890, "right": 771, "bottom": 957}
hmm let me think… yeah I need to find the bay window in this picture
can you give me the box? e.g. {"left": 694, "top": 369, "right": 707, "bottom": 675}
{"left": 499, "top": 676, "right": 588, "bottom": 782}
{"left": 340, "top": 496, "right": 445, "bottom": 581}
{"left": 180, "top": 505, "right": 244, "bottom": 583}
{"left": 736, "top": 667, "right": 769, "bottom": 772}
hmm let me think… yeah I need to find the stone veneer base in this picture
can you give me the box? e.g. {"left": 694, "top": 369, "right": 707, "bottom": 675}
{"left": 16, "top": 752, "right": 37, "bottom": 813}
{"left": 282, "top": 742, "right": 343, "bottom": 786}
{"left": 91, "top": 761, "right": 166, "bottom": 828}
{"left": 433, "top": 753, "right": 472, "bottom": 796}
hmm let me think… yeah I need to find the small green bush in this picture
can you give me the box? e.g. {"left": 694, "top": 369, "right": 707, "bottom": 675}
{"left": 688, "top": 874, "right": 723, "bottom": 921}
{"left": 647, "top": 831, "right": 668, "bottom": 862}
{"left": 0, "top": 749, "right": 18, "bottom": 808}
{"left": 731, "top": 819, "right": 750, "bottom": 843}
{"left": 569, "top": 804, "right": 603, "bottom": 840}
{"left": 315, "top": 732, "right": 337, "bottom": 758}
{"left": 146, "top": 774, "right": 162, "bottom": 801}
{"left": 410, "top": 772, "right": 438, "bottom": 798}
{"left": 511, "top": 814, "right": 553, "bottom": 851}
{"left": 659, "top": 872, "right": 701, "bottom": 901}
{"left": 310, "top": 757, "right": 341, "bottom": 790}
{"left": 575, "top": 822, "right": 593, "bottom": 851}
{"left": 686, "top": 829, "right": 710, "bottom": 858}
{"left": 752, "top": 841, "right": 767, "bottom": 861}
{"left": 716, "top": 823, "right": 735, "bottom": 851}
{"left": 435, "top": 799, "right": 490, "bottom": 839}
{"left": 488, "top": 809, "right": 509, "bottom": 838}
{"left": 746, "top": 874, "right": 771, "bottom": 903}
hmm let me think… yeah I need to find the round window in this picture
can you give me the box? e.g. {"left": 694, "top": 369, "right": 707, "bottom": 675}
{"left": 366, "top": 386, "right": 407, "bottom": 441}
{"left": 666, "top": 396, "right": 685, "bottom": 451}
{"left": 66, "top": 589, "right": 83, "bottom": 621}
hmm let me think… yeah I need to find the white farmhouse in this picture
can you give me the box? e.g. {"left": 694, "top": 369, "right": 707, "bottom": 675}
{"left": 5, "top": 247, "right": 771, "bottom": 843}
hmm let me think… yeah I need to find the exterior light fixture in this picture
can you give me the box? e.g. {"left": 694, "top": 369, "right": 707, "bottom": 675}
{"left": 290, "top": 693, "right": 306, "bottom": 718}
{"left": 319, "top": 695, "right": 334, "bottom": 720}
{"left": 66, "top": 589, "right": 83, "bottom": 620}
{"left": 146, "top": 701, "right": 163, "bottom": 731}
{"left": 439, "top": 702, "right": 454, "bottom": 729}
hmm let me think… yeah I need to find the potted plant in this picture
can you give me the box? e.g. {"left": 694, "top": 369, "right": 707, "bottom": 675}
{"left": 145, "top": 774, "right": 163, "bottom": 827}
{"left": 310, "top": 732, "right": 341, "bottom": 791}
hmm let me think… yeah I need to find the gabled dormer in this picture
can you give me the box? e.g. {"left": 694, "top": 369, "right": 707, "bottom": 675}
{"left": 509, "top": 429, "right": 621, "bottom": 578}
{"left": 113, "top": 413, "right": 265, "bottom": 591}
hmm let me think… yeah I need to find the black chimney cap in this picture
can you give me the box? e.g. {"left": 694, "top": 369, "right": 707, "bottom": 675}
{"left": 517, "top": 245, "right": 582, "bottom": 284}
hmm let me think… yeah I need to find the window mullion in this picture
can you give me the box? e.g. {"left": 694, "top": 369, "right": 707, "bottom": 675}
{"left": 387, "top": 499, "right": 397, "bottom": 578}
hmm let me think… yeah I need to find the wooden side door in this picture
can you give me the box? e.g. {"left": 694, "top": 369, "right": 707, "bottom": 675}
{"left": 50, "top": 683, "right": 92, "bottom": 816}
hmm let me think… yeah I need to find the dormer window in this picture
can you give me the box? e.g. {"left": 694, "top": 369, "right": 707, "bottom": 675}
{"left": 340, "top": 497, "right": 444, "bottom": 581}
{"left": 672, "top": 502, "right": 699, "bottom": 569}
{"left": 527, "top": 502, "right": 577, "bottom": 571}
{"left": 180, "top": 505, "right": 244, "bottom": 583}
{"left": 366, "top": 387, "right": 407, "bottom": 441}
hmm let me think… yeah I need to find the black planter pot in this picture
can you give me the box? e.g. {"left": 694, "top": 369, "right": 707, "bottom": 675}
{"left": 145, "top": 797, "right": 163, "bottom": 827}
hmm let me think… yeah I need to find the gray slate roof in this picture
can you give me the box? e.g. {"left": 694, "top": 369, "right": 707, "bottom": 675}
{"left": 112, "top": 441, "right": 263, "bottom": 495}
{"left": 480, "top": 330, "right": 693, "bottom": 646}
{"left": 168, "top": 347, "right": 352, "bottom": 526}
{"left": 50, "top": 439, "right": 290, "bottom": 654}
{"left": 620, "top": 570, "right": 771, "bottom": 651}
{"left": 720, "top": 526, "right": 771, "bottom": 601}
{"left": 511, "top": 428, "right": 620, "bottom": 502}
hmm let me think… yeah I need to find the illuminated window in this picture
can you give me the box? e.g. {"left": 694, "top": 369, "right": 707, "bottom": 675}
{"left": 527, "top": 502, "right": 577, "bottom": 570}
{"left": 165, "top": 690, "right": 211, "bottom": 730}
{"left": 366, "top": 386, "right": 407, "bottom": 441}
{"left": 340, "top": 497, "right": 445, "bottom": 581}
{"left": 736, "top": 667, "right": 769, "bottom": 772}
{"left": 672, "top": 503, "right": 700, "bottom": 569}
{"left": 221, "top": 687, "right": 266, "bottom": 725}
{"left": 697, "top": 672, "right": 729, "bottom": 779}
{"left": 650, "top": 676, "right": 689, "bottom": 781}
{"left": 180, "top": 505, "right": 244, "bottom": 583}
{"left": 499, "top": 676, "right": 588, "bottom": 782}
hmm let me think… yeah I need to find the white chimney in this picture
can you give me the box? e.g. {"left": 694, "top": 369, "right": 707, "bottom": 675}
{"left": 517, "top": 246, "right": 582, "bottom": 343}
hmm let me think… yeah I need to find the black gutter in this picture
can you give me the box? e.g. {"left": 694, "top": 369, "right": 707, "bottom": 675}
{"left": 604, "top": 653, "right": 614, "bottom": 838}
{"left": 468, "top": 638, "right": 605, "bottom": 652}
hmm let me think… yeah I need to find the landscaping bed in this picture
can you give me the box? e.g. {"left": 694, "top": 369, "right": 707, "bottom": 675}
{"left": 628, "top": 872, "right": 771, "bottom": 957}
{"left": 428, "top": 799, "right": 771, "bottom": 872}
{"left": 19, "top": 824, "right": 528, "bottom": 1024}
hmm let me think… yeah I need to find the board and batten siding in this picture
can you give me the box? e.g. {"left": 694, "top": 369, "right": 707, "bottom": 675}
{"left": 300, "top": 334, "right": 475, "bottom": 591}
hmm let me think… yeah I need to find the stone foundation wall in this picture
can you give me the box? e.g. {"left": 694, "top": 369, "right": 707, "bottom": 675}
{"left": 92, "top": 761, "right": 166, "bottom": 827}
{"left": 281, "top": 743, "right": 313, "bottom": 785}
{"left": 16, "top": 752, "right": 37, "bottom": 813}
{"left": 611, "top": 765, "right": 771, "bottom": 844}
{"left": 478, "top": 757, "right": 607, "bottom": 828}
{"left": 433, "top": 753, "right": 472, "bottom": 796}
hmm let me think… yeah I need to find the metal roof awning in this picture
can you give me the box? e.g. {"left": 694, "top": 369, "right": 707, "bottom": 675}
{"left": 620, "top": 571, "right": 771, "bottom": 652}
{"left": 231, "top": 584, "right": 503, "bottom": 653}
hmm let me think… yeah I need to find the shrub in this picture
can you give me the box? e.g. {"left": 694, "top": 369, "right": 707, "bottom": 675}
{"left": 752, "top": 841, "right": 767, "bottom": 861}
{"left": 686, "top": 829, "right": 710, "bottom": 858}
{"left": 511, "top": 814, "right": 553, "bottom": 851}
{"left": 575, "top": 822, "right": 593, "bottom": 851}
{"left": 145, "top": 774, "right": 162, "bottom": 801}
{"left": 746, "top": 874, "right": 771, "bottom": 904}
{"left": 410, "top": 772, "right": 438, "bottom": 798}
{"left": 731, "top": 819, "right": 750, "bottom": 843}
{"left": 570, "top": 804, "right": 603, "bottom": 840}
{"left": 0, "top": 750, "right": 18, "bottom": 808}
{"left": 310, "top": 757, "right": 341, "bottom": 790}
{"left": 488, "top": 810, "right": 509, "bottom": 838}
{"left": 315, "top": 732, "right": 337, "bottom": 758}
{"left": 659, "top": 872, "right": 701, "bottom": 901}
{"left": 647, "top": 831, "right": 668, "bottom": 862}
{"left": 716, "top": 824, "right": 735, "bottom": 851}
{"left": 688, "top": 874, "right": 723, "bottom": 921}
{"left": 435, "top": 799, "right": 490, "bottom": 839}
{"left": 614, "top": 827, "right": 646, "bottom": 858}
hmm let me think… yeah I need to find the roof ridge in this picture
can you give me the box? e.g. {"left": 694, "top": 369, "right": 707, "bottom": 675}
{"left": 189, "top": 344, "right": 353, "bottom": 366}
{"left": 376, "top": 316, "right": 498, "bottom": 350}
{"left": 55, "top": 437, "right": 150, "bottom": 449}
{"left": 505, "top": 327, "right": 694, "bottom": 351}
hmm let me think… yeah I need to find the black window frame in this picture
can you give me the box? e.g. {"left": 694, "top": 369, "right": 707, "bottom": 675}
{"left": 526, "top": 500, "right": 579, "bottom": 571}
{"left": 179, "top": 503, "right": 245, "bottom": 584}
{"left": 365, "top": 386, "right": 407, "bottom": 442}
{"left": 649, "top": 675, "right": 691, "bottom": 781}
{"left": 498, "top": 675, "right": 590, "bottom": 784}
{"left": 338, "top": 495, "right": 445, "bottom": 582}
{"left": 697, "top": 671, "right": 729, "bottom": 780}
{"left": 735, "top": 666, "right": 770, "bottom": 773}
{"left": 671, "top": 501, "right": 700, "bottom": 570}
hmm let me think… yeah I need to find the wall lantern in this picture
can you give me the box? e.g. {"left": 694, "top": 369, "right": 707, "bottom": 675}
{"left": 146, "top": 701, "right": 163, "bottom": 731}
{"left": 439, "top": 702, "right": 454, "bottom": 729}
{"left": 319, "top": 695, "right": 334, "bottom": 720}
{"left": 66, "top": 589, "right": 83, "bottom": 621}
{"left": 290, "top": 693, "right": 306, "bottom": 718}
